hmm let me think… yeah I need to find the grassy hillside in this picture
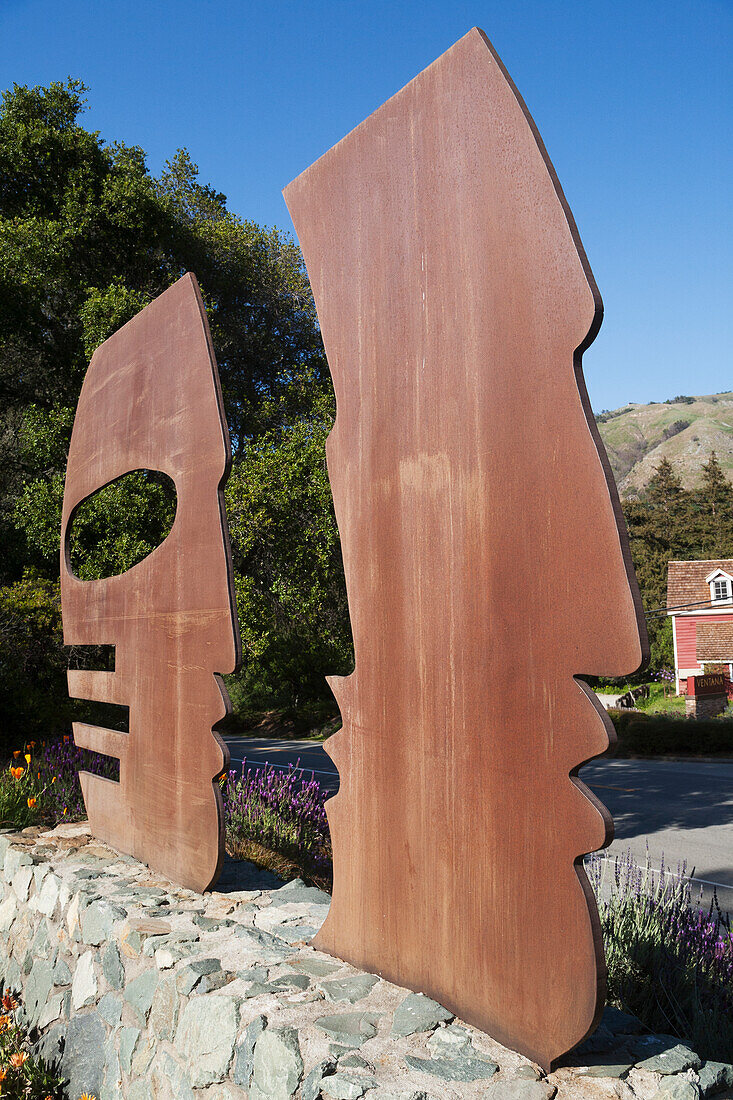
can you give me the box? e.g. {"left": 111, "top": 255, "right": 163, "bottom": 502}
{"left": 596, "top": 392, "right": 733, "bottom": 497}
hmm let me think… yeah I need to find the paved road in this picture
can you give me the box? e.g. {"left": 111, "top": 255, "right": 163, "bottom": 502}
{"left": 223, "top": 736, "right": 733, "bottom": 914}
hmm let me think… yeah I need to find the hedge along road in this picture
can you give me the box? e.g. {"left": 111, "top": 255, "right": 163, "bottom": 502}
{"left": 222, "top": 736, "right": 733, "bottom": 916}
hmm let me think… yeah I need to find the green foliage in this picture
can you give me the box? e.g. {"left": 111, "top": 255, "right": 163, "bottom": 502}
{"left": 66, "top": 470, "right": 177, "bottom": 580}
{"left": 0, "top": 989, "right": 65, "bottom": 1098}
{"left": 589, "top": 852, "right": 733, "bottom": 1062}
{"left": 0, "top": 572, "right": 71, "bottom": 750}
{"left": 0, "top": 77, "right": 340, "bottom": 727}
{"left": 225, "top": 397, "right": 353, "bottom": 708}
{"left": 607, "top": 708, "right": 733, "bottom": 756}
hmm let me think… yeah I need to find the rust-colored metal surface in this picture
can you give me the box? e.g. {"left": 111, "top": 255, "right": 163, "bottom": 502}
{"left": 285, "top": 28, "right": 648, "bottom": 1069}
{"left": 60, "top": 273, "right": 239, "bottom": 893}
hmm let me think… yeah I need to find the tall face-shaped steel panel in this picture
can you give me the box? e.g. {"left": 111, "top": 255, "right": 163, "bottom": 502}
{"left": 60, "top": 273, "right": 240, "bottom": 893}
{"left": 285, "top": 30, "right": 647, "bottom": 1068}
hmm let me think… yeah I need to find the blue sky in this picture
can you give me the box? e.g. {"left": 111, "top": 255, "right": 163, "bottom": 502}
{"left": 1, "top": 0, "right": 731, "bottom": 412}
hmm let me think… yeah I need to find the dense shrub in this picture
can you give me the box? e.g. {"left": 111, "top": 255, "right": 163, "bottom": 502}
{"left": 607, "top": 709, "right": 733, "bottom": 756}
{"left": 0, "top": 573, "right": 71, "bottom": 754}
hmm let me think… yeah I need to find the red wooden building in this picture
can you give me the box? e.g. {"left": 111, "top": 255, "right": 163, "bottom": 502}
{"left": 667, "top": 559, "right": 733, "bottom": 693}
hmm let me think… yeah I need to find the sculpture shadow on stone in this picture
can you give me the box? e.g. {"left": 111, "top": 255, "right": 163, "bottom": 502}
{"left": 60, "top": 272, "right": 240, "bottom": 894}
{"left": 284, "top": 27, "right": 648, "bottom": 1070}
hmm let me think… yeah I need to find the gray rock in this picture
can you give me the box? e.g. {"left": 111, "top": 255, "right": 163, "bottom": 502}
{"left": 38, "top": 993, "right": 63, "bottom": 1030}
{"left": 315, "top": 1012, "right": 381, "bottom": 1046}
{"left": 321, "top": 974, "right": 379, "bottom": 1004}
{"left": 320, "top": 1073, "right": 379, "bottom": 1099}
{"left": 150, "top": 974, "right": 179, "bottom": 1040}
{"left": 233, "top": 1013, "right": 267, "bottom": 1087}
{"left": 484, "top": 1083, "right": 557, "bottom": 1100}
{"left": 270, "top": 877, "right": 332, "bottom": 907}
{"left": 270, "top": 922, "right": 320, "bottom": 945}
{"left": 339, "top": 1052, "right": 375, "bottom": 1071}
{"left": 81, "top": 898, "right": 126, "bottom": 945}
{"left": 291, "top": 956, "right": 341, "bottom": 978}
{"left": 653, "top": 1079, "right": 701, "bottom": 1100}
{"left": 266, "top": 972, "right": 311, "bottom": 992}
{"left": 103, "top": 940, "right": 124, "bottom": 989}
{"left": 155, "top": 946, "right": 184, "bottom": 970}
{"left": 302, "top": 1058, "right": 337, "bottom": 1100}
{"left": 638, "top": 1044, "right": 702, "bottom": 1075}
{"left": 53, "top": 955, "right": 72, "bottom": 986}
{"left": 698, "top": 1061, "right": 733, "bottom": 1096}
{"left": 250, "top": 1026, "right": 303, "bottom": 1100}
{"left": 119, "top": 1026, "right": 141, "bottom": 1074}
{"left": 573, "top": 1024, "right": 616, "bottom": 1055}
{"left": 391, "top": 993, "right": 453, "bottom": 1037}
{"left": 425, "top": 1023, "right": 472, "bottom": 1058}
{"left": 151, "top": 1050, "right": 195, "bottom": 1100}
{"left": 602, "top": 1005, "right": 645, "bottom": 1034}
{"left": 35, "top": 871, "right": 60, "bottom": 916}
{"left": 369, "top": 1092, "right": 435, "bottom": 1100}
{"left": 124, "top": 967, "right": 159, "bottom": 1025}
{"left": 404, "top": 1053, "right": 498, "bottom": 1082}
{"left": 192, "top": 913, "right": 237, "bottom": 931}
{"left": 61, "top": 1011, "right": 106, "bottom": 1100}
{"left": 35, "top": 1021, "right": 65, "bottom": 1070}
{"left": 4, "top": 956, "right": 21, "bottom": 993}
{"left": 24, "top": 958, "right": 54, "bottom": 1025}
{"left": 131, "top": 1033, "right": 156, "bottom": 1076}
{"left": 194, "top": 969, "right": 232, "bottom": 994}
{"left": 71, "top": 949, "right": 98, "bottom": 1008}
{"left": 11, "top": 863, "right": 33, "bottom": 902}
{"left": 101, "top": 1043, "right": 123, "bottom": 1100}
{"left": 4, "top": 845, "right": 32, "bottom": 881}
{"left": 243, "top": 980, "right": 273, "bottom": 999}
{"left": 127, "top": 1083, "right": 153, "bottom": 1100}
{"left": 31, "top": 918, "right": 51, "bottom": 958}
{"left": 0, "top": 893, "right": 18, "bottom": 932}
{"left": 175, "top": 956, "right": 222, "bottom": 995}
{"left": 237, "top": 965, "right": 269, "bottom": 983}
{"left": 98, "top": 991, "right": 123, "bottom": 1026}
{"left": 511, "top": 1066, "right": 542, "bottom": 1081}
{"left": 575, "top": 1056, "right": 636, "bottom": 1078}
{"left": 174, "top": 995, "right": 239, "bottom": 1087}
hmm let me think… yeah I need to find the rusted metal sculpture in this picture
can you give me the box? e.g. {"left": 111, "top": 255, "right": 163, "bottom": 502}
{"left": 285, "top": 28, "right": 647, "bottom": 1069}
{"left": 60, "top": 273, "right": 239, "bottom": 893}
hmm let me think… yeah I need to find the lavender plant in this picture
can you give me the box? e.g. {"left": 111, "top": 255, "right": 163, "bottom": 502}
{"left": 588, "top": 848, "right": 733, "bottom": 1061}
{"left": 221, "top": 761, "right": 331, "bottom": 879}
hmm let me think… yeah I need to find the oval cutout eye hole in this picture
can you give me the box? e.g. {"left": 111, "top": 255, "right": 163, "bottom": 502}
{"left": 67, "top": 470, "right": 177, "bottom": 580}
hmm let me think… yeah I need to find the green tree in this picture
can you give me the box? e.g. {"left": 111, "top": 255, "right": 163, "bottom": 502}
{"left": 0, "top": 78, "right": 345, "bottom": 732}
{"left": 695, "top": 452, "right": 733, "bottom": 556}
{"left": 225, "top": 396, "right": 353, "bottom": 710}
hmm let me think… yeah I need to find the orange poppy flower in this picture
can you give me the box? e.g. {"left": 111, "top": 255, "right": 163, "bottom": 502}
{"left": 2, "top": 993, "right": 17, "bottom": 1011}
{"left": 10, "top": 1050, "right": 27, "bottom": 1067}
{"left": 10, "top": 766, "right": 24, "bottom": 780}
{"left": 24, "top": 753, "right": 31, "bottom": 763}
{"left": 0, "top": 1013, "right": 10, "bottom": 1032}
{"left": 0, "top": 1065, "right": 7, "bottom": 1082}
{"left": 28, "top": 741, "right": 36, "bottom": 747}
{"left": 12, "top": 750, "right": 21, "bottom": 759}
{"left": 27, "top": 797, "right": 37, "bottom": 809}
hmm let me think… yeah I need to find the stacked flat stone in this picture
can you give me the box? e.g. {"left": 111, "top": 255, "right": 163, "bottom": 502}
{"left": 0, "top": 824, "right": 731, "bottom": 1100}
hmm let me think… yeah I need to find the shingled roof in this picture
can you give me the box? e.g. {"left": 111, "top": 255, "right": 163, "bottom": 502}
{"left": 667, "top": 559, "right": 733, "bottom": 610}
{"left": 696, "top": 621, "right": 733, "bottom": 661}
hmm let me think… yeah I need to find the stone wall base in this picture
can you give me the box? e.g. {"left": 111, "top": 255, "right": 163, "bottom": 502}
{"left": 685, "top": 693, "right": 727, "bottom": 719}
{"left": 0, "top": 822, "right": 728, "bottom": 1099}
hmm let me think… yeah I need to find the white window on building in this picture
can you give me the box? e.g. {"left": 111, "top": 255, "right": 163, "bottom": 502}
{"left": 707, "top": 570, "right": 733, "bottom": 604}
{"left": 714, "top": 578, "right": 731, "bottom": 602}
